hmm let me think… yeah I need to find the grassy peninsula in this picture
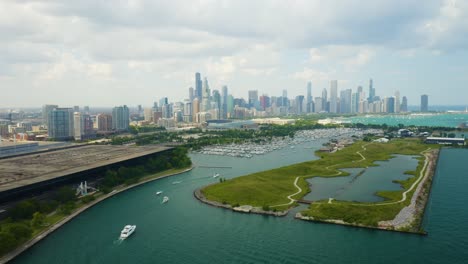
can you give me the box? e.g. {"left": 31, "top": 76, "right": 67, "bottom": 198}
{"left": 201, "top": 139, "right": 440, "bottom": 231}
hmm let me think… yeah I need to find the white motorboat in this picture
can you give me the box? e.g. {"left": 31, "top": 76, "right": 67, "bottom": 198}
{"left": 162, "top": 196, "right": 169, "bottom": 203}
{"left": 172, "top": 181, "right": 181, "bottom": 184}
{"left": 156, "top": 191, "right": 163, "bottom": 195}
{"left": 120, "top": 225, "right": 136, "bottom": 239}
{"left": 213, "top": 173, "right": 220, "bottom": 178}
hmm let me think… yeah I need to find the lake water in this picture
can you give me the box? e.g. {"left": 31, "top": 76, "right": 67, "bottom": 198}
{"left": 11, "top": 146, "right": 468, "bottom": 264}
{"left": 304, "top": 155, "right": 418, "bottom": 202}
{"left": 342, "top": 113, "right": 468, "bottom": 128}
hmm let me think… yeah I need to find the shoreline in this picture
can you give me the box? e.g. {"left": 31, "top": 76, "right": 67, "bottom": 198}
{"left": 194, "top": 146, "right": 440, "bottom": 235}
{"left": 295, "top": 149, "right": 439, "bottom": 234}
{"left": 193, "top": 186, "right": 288, "bottom": 217}
{"left": 1, "top": 166, "right": 193, "bottom": 264}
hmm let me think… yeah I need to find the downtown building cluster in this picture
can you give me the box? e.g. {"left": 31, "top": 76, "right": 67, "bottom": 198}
{"left": 9, "top": 74, "right": 429, "bottom": 141}
{"left": 144, "top": 74, "right": 415, "bottom": 125}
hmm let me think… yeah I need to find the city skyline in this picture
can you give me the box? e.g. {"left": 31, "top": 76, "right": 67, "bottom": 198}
{"left": 1, "top": 1, "right": 468, "bottom": 107}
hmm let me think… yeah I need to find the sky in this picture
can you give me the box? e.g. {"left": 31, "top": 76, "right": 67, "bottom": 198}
{"left": 1, "top": 0, "right": 468, "bottom": 108}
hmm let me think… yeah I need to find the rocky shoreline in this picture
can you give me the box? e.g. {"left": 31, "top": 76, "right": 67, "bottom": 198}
{"left": 193, "top": 186, "right": 288, "bottom": 217}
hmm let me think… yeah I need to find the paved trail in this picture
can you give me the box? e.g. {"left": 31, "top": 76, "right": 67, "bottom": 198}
{"left": 271, "top": 143, "right": 369, "bottom": 208}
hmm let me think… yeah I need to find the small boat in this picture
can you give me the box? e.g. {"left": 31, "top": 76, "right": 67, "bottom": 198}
{"left": 120, "top": 225, "right": 136, "bottom": 239}
{"left": 172, "top": 181, "right": 181, "bottom": 184}
{"left": 213, "top": 173, "right": 220, "bottom": 178}
{"left": 156, "top": 191, "right": 163, "bottom": 195}
{"left": 162, "top": 196, "right": 169, "bottom": 203}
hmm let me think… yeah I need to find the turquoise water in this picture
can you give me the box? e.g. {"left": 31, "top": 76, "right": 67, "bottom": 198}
{"left": 11, "top": 147, "right": 468, "bottom": 264}
{"left": 343, "top": 113, "right": 468, "bottom": 127}
{"left": 304, "top": 155, "right": 418, "bottom": 202}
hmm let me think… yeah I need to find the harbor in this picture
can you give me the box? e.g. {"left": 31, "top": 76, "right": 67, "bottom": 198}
{"left": 194, "top": 128, "right": 383, "bottom": 158}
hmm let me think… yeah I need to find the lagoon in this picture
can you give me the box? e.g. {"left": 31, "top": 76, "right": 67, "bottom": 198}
{"left": 304, "top": 155, "right": 418, "bottom": 202}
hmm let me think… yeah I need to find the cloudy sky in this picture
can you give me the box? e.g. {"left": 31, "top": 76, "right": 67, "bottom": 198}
{"left": 1, "top": 0, "right": 468, "bottom": 107}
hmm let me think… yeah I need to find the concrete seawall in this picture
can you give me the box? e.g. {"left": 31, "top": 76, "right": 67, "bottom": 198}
{"left": 0, "top": 167, "right": 193, "bottom": 264}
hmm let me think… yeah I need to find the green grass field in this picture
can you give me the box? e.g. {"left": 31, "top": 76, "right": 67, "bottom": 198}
{"left": 202, "top": 138, "right": 438, "bottom": 226}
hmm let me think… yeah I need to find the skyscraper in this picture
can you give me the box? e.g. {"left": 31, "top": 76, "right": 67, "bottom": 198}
{"left": 48, "top": 108, "right": 74, "bottom": 140}
{"left": 321, "top": 88, "right": 328, "bottom": 112}
{"left": 401, "top": 96, "right": 408, "bottom": 112}
{"left": 329, "top": 80, "right": 338, "bottom": 113}
{"left": 189, "top": 87, "right": 195, "bottom": 101}
{"left": 248, "top": 90, "right": 259, "bottom": 108}
{"left": 201, "top": 77, "right": 211, "bottom": 112}
{"left": 421, "top": 94, "right": 429, "bottom": 112}
{"left": 282, "top": 89, "right": 288, "bottom": 108}
{"left": 394, "top": 91, "right": 401, "bottom": 113}
{"left": 112, "top": 105, "right": 130, "bottom": 131}
{"left": 340, "top": 89, "right": 352, "bottom": 113}
{"left": 195, "top": 72, "right": 202, "bottom": 100}
{"left": 306, "top": 81, "right": 312, "bottom": 113}
{"left": 221, "top": 86, "right": 228, "bottom": 119}
{"left": 295, "top": 95, "right": 305, "bottom": 114}
{"left": 386, "top": 97, "right": 395, "bottom": 113}
{"left": 368, "top": 79, "right": 375, "bottom": 102}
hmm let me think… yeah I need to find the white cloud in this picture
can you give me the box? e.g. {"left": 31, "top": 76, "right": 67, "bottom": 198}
{"left": 308, "top": 45, "right": 377, "bottom": 71}
{"left": 290, "top": 68, "right": 331, "bottom": 81}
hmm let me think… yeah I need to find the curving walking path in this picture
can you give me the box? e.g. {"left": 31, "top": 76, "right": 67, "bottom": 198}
{"left": 271, "top": 143, "right": 370, "bottom": 208}
{"left": 348, "top": 148, "right": 431, "bottom": 207}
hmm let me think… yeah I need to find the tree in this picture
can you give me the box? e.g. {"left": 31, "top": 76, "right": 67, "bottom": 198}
{"left": 9, "top": 199, "right": 38, "bottom": 220}
{"left": 31, "top": 212, "right": 45, "bottom": 228}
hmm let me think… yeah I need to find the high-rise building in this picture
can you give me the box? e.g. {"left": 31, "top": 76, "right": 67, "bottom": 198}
{"left": 42, "top": 104, "right": 58, "bottom": 127}
{"left": 295, "top": 95, "right": 305, "bottom": 114}
{"left": 144, "top": 108, "right": 153, "bottom": 122}
{"left": 314, "top": 97, "right": 323, "bottom": 113}
{"left": 368, "top": 79, "right": 375, "bottom": 102}
{"left": 385, "top": 97, "right": 395, "bottom": 113}
{"left": 112, "top": 105, "right": 130, "bottom": 131}
{"left": 340, "top": 89, "right": 352, "bottom": 113}
{"left": 195, "top": 72, "right": 202, "bottom": 100}
{"left": 221, "top": 85, "right": 228, "bottom": 119}
{"left": 351, "top": 92, "right": 359, "bottom": 113}
{"left": 73, "top": 106, "right": 80, "bottom": 112}
{"left": 259, "top": 95, "right": 270, "bottom": 110}
{"left": 248, "top": 90, "right": 259, "bottom": 108}
{"left": 201, "top": 78, "right": 211, "bottom": 112}
{"left": 329, "top": 80, "right": 338, "bottom": 113}
{"left": 281, "top": 89, "right": 288, "bottom": 108}
{"left": 321, "top": 88, "right": 328, "bottom": 112}
{"left": 401, "top": 96, "right": 408, "bottom": 112}
{"left": 212, "top": 90, "right": 221, "bottom": 119}
{"left": 227, "top": 95, "right": 234, "bottom": 118}
{"left": 189, "top": 87, "right": 195, "bottom": 101}
{"left": 192, "top": 98, "right": 200, "bottom": 122}
{"left": 73, "top": 112, "right": 93, "bottom": 140}
{"left": 394, "top": 91, "right": 401, "bottom": 113}
{"left": 97, "top": 114, "right": 112, "bottom": 132}
{"left": 421, "top": 94, "right": 429, "bottom": 112}
{"left": 48, "top": 108, "right": 74, "bottom": 140}
{"left": 306, "top": 82, "right": 312, "bottom": 113}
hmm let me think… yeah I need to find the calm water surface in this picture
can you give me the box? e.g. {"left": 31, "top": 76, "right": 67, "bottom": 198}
{"left": 305, "top": 155, "right": 418, "bottom": 202}
{"left": 342, "top": 113, "right": 468, "bottom": 128}
{"left": 11, "top": 145, "right": 468, "bottom": 264}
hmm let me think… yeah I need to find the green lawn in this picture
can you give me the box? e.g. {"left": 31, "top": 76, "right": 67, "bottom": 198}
{"left": 202, "top": 138, "right": 438, "bottom": 227}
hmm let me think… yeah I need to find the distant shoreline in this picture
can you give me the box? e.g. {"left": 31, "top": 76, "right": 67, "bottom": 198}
{"left": 0, "top": 166, "right": 193, "bottom": 264}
